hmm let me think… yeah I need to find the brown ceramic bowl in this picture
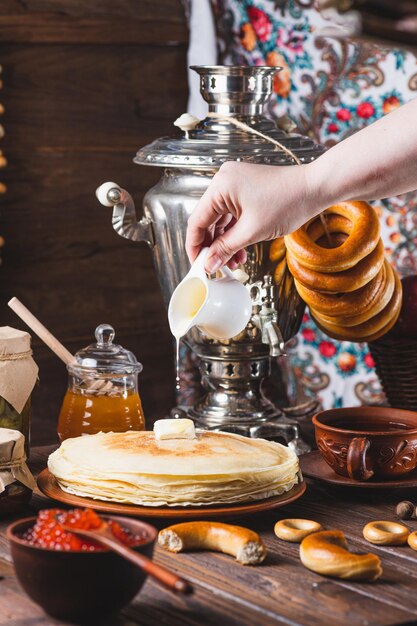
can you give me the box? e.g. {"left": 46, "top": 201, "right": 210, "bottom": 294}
{"left": 313, "top": 406, "right": 417, "bottom": 481}
{"left": 7, "top": 514, "right": 157, "bottom": 620}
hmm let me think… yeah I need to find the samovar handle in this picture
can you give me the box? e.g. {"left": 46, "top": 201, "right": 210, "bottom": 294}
{"left": 96, "top": 182, "right": 154, "bottom": 247}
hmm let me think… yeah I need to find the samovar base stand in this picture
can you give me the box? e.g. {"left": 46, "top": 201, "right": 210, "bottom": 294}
{"left": 171, "top": 353, "right": 311, "bottom": 453}
{"left": 171, "top": 405, "right": 310, "bottom": 454}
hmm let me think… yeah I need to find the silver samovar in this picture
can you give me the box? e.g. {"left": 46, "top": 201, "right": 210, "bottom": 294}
{"left": 99, "top": 66, "right": 323, "bottom": 445}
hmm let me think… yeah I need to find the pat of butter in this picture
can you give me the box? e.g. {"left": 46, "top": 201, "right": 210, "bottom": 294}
{"left": 154, "top": 418, "right": 196, "bottom": 441}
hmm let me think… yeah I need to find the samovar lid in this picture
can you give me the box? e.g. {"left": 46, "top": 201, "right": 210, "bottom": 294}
{"left": 134, "top": 65, "right": 324, "bottom": 170}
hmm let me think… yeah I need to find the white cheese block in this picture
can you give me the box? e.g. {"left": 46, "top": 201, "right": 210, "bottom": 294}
{"left": 153, "top": 418, "right": 196, "bottom": 441}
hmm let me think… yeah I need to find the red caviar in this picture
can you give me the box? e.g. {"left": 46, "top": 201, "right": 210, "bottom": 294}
{"left": 22, "top": 508, "right": 146, "bottom": 552}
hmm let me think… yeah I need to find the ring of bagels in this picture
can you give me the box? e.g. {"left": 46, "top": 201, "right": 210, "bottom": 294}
{"left": 285, "top": 201, "right": 402, "bottom": 343}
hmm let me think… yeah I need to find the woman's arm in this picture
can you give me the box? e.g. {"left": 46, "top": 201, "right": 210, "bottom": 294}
{"left": 309, "top": 97, "right": 417, "bottom": 205}
{"left": 186, "top": 97, "right": 417, "bottom": 273}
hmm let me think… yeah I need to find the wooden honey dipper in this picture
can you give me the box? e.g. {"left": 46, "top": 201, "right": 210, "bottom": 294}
{"left": 8, "top": 297, "right": 114, "bottom": 393}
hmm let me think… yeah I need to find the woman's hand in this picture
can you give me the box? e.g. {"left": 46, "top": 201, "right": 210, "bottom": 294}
{"left": 185, "top": 160, "right": 321, "bottom": 273}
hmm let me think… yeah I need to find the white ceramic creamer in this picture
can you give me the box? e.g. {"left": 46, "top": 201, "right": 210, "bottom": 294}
{"left": 168, "top": 248, "right": 252, "bottom": 341}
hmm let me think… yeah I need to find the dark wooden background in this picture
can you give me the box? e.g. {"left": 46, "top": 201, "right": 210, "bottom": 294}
{"left": 0, "top": 0, "right": 189, "bottom": 445}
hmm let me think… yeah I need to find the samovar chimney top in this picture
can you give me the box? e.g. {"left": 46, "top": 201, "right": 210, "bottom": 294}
{"left": 133, "top": 64, "right": 323, "bottom": 169}
{"left": 190, "top": 65, "right": 280, "bottom": 116}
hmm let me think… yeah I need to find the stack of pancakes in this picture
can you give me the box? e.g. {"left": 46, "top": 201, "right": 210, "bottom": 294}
{"left": 285, "top": 202, "right": 402, "bottom": 343}
{"left": 48, "top": 430, "right": 300, "bottom": 507}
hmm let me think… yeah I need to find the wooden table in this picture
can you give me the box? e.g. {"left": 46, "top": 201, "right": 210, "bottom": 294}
{"left": 1, "top": 447, "right": 417, "bottom": 626}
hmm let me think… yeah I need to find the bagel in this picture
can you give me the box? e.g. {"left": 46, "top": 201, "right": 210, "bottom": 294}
{"left": 300, "top": 530, "right": 382, "bottom": 581}
{"left": 273, "top": 256, "right": 287, "bottom": 285}
{"left": 285, "top": 202, "right": 380, "bottom": 272}
{"left": 269, "top": 237, "right": 286, "bottom": 262}
{"left": 312, "top": 269, "right": 402, "bottom": 342}
{"left": 407, "top": 530, "right": 417, "bottom": 550}
{"left": 158, "top": 522, "right": 266, "bottom": 565}
{"left": 294, "top": 262, "right": 385, "bottom": 317}
{"left": 307, "top": 213, "right": 352, "bottom": 245}
{"left": 286, "top": 199, "right": 402, "bottom": 343}
{"left": 363, "top": 521, "right": 409, "bottom": 546}
{"left": 316, "top": 233, "right": 347, "bottom": 248}
{"left": 274, "top": 519, "right": 322, "bottom": 543}
{"left": 287, "top": 239, "right": 384, "bottom": 294}
{"left": 314, "top": 302, "right": 400, "bottom": 343}
{"left": 311, "top": 259, "right": 394, "bottom": 326}
{"left": 312, "top": 262, "right": 398, "bottom": 332}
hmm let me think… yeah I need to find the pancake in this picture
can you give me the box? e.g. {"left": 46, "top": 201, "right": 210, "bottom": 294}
{"left": 48, "top": 430, "right": 300, "bottom": 507}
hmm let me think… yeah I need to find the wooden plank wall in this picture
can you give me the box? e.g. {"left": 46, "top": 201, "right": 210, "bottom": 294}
{"left": 0, "top": 0, "right": 189, "bottom": 445}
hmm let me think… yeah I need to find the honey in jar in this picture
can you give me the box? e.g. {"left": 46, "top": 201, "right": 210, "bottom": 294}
{"left": 57, "top": 324, "right": 145, "bottom": 441}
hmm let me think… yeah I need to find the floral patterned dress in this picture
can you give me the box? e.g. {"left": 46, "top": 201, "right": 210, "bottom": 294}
{"left": 180, "top": 0, "right": 417, "bottom": 411}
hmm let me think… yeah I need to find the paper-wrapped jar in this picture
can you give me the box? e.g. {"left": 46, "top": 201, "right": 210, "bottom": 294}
{"left": 0, "top": 427, "right": 36, "bottom": 516}
{"left": 0, "top": 327, "right": 38, "bottom": 452}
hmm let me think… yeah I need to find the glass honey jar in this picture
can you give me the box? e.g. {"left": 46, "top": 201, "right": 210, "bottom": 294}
{"left": 57, "top": 324, "right": 145, "bottom": 441}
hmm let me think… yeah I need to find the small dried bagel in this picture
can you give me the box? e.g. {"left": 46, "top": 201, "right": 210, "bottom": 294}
{"left": 307, "top": 213, "right": 352, "bottom": 243}
{"left": 300, "top": 530, "right": 382, "bottom": 581}
{"left": 269, "top": 237, "right": 286, "bottom": 262}
{"left": 287, "top": 239, "right": 384, "bottom": 294}
{"left": 158, "top": 522, "right": 266, "bottom": 565}
{"left": 314, "top": 306, "right": 400, "bottom": 343}
{"left": 316, "top": 233, "right": 347, "bottom": 248}
{"left": 311, "top": 258, "right": 394, "bottom": 326}
{"left": 274, "top": 519, "right": 322, "bottom": 543}
{"left": 312, "top": 269, "right": 402, "bottom": 342}
{"left": 286, "top": 198, "right": 401, "bottom": 344}
{"left": 407, "top": 530, "right": 417, "bottom": 551}
{"left": 312, "top": 266, "right": 401, "bottom": 337}
{"left": 363, "top": 521, "right": 409, "bottom": 546}
{"left": 295, "top": 263, "right": 385, "bottom": 317}
{"left": 273, "top": 256, "right": 287, "bottom": 285}
{"left": 285, "top": 202, "right": 380, "bottom": 272}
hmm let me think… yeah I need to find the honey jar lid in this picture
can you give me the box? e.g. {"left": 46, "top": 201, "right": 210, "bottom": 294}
{"left": 70, "top": 324, "right": 142, "bottom": 375}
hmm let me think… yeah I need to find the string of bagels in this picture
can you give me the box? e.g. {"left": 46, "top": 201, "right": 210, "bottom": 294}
{"left": 208, "top": 112, "right": 402, "bottom": 343}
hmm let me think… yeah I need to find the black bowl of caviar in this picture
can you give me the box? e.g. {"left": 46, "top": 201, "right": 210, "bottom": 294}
{"left": 7, "top": 508, "right": 157, "bottom": 620}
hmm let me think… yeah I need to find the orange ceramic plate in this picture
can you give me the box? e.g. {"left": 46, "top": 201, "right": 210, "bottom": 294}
{"left": 37, "top": 468, "right": 306, "bottom": 519}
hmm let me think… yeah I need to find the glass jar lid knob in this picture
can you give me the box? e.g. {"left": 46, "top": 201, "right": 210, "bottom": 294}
{"left": 71, "top": 324, "right": 143, "bottom": 375}
{"left": 95, "top": 324, "right": 115, "bottom": 347}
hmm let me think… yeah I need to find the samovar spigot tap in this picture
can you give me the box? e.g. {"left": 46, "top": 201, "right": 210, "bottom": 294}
{"left": 96, "top": 181, "right": 154, "bottom": 247}
{"left": 252, "top": 275, "right": 286, "bottom": 358}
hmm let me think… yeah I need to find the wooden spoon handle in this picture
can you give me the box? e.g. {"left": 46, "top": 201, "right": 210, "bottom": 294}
{"left": 93, "top": 534, "right": 192, "bottom": 594}
{"left": 8, "top": 297, "right": 75, "bottom": 366}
